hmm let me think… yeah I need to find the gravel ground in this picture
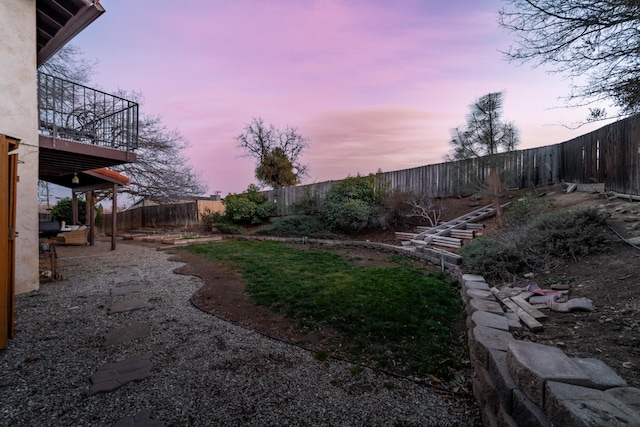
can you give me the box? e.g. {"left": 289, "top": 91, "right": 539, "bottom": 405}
{"left": 1, "top": 240, "right": 480, "bottom": 426}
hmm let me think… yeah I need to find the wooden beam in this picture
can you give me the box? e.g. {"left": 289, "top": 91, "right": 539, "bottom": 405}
{"left": 511, "top": 295, "right": 547, "bottom": 320}
{"left": 491, "top": 288, "right": 544, "bottom": 331}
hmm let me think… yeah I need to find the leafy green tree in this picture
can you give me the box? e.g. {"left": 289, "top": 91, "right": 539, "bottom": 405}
{"left": 255, "top": 147, "right": 298, "bottom": 188}
{"left": 50, "top": 197, "right": 87, "bottom": 224}
{"left": 235, "top": 117, "right": 309, "bottom": 188}
{"left": 498, "top": 0, "right": 640, "bottom": 118}
{"left": 223, "top": 184, "right": 275, "bottom": 224}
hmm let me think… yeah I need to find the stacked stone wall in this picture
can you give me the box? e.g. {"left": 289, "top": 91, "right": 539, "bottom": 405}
{"left": 460, "top": 274, "right": 640, "bottom": 427}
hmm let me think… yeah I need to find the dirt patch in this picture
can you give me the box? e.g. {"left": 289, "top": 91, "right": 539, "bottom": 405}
{"left": 172, "top": 184, "right": 640, "bottom": 389}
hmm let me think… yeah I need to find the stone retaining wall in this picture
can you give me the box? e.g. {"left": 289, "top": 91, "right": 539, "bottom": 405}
{"left": 460, "top": 274, "right": 640, "bottom": 427}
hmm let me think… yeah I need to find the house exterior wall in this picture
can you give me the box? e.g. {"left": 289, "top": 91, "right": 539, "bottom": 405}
{"left": 0, "top": 0, "right": 41, "bottom": 294}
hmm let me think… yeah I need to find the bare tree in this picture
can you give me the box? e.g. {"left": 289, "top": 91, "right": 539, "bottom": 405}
{"left": 235, "top": 117, "right": 309, "bottom": 188}
{"left": 111, "top": 111, "right": 208, "bottom": 203}
{"left": 405, "top": 194, "right": 444, "bottom": 227}
{"left": 38, "top": 45, "right": 97, "bottom": 85}
{"left": 39, "top": 46, "right": 208, "bottom": 202}
{"left": 498, "top": 0, "right": 640, "bottom": 118}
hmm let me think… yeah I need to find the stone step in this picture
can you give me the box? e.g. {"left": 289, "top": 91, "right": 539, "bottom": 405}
{"left": 88, "top": 352, "right": 153, "bottom": 395}
{"left": 105, "top": 323, "right": 151, "bottom": 346}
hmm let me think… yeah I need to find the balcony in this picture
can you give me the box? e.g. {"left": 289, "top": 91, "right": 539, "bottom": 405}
{"left": 38, "top": 72, "right": 138, "bottom": 188}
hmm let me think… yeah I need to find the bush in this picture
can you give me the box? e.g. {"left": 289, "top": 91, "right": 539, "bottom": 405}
{"left": 461, "top": 206, "right": 610, "bottom": 281}
{"left": 321, "top": 174, "right": 382, "bottom": 234}
{"left": 201, "top": 210, "right": 225, "bottom": 231}
{"left": 291, "top": 188, "right": 321, "bottom": 215}
{"left": 504, "top": 195, "right": 553, "bottom": 228}
{"left": 214, "top": 222, "right": 245, "bottom": 234}
{"left": 50, "top": 197, "right": 87, "bottom": 224}
{"left": 254, "top": 215, "right": 333, "bottom": 238}
{"left": 377, "top": 189, "right": 415, "bottom": 229}
{"left": 223, "top": 184, "right": 275, "bottom": 224}
{"left": 526, "top": 207, "right": 610, "bottom": 259}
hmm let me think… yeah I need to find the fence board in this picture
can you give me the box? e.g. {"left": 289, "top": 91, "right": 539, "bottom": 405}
{"left": 260, "top": 114, "right": 640, "bottom": 216}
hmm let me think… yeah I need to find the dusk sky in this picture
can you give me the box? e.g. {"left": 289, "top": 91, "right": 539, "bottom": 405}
{"left": 70, "top": 0, "right": 613, "bottom": 196}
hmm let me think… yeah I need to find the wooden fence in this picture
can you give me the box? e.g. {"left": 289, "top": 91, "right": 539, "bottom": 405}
{"left": 102, "top": 202, "right": 198, "bottom": 235}
{"left": 263, "top": 113, "right": 640, "bottom": 216}
{"left": 104, "top": 113, "right": 640, "bottom": 229}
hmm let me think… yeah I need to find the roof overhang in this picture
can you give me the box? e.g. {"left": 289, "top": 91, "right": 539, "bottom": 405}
{"left": 39, "top": 136, "right": 137, "bottom": 186}
{"left": 43, "top": 167, "right": 130, "bottom": 192}
{"left": 37, "top": 0, "right": 105, "bottom": 66}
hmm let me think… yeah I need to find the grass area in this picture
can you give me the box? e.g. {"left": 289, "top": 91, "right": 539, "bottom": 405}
{"left": 187, "top": 240, "right": 465, "bottom": 379}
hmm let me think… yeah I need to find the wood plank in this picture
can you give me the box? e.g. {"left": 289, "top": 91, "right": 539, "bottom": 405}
{"left": 511, "top": 295, "right": 547, "bottom": 320}
{"left": 490, "top": 288, "right": 544, "bottom": 331}
{"left": 394, "top": 232, "right": 416, "bottom": 241}
{"left": 450, "top": 230, "right": 475, "bottom": 239}
{"left": 502, "top": 298, "right": 544, "bottom": 332}
{"left": 466, "top": 223, "right": 485, "bottom": 230}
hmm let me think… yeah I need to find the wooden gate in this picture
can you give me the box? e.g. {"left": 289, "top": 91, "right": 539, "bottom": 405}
{"left": 1, "top": 134, "right": 19, "bottom": 349}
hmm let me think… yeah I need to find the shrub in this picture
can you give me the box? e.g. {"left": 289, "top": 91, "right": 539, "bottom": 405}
{"left": 526, "top": 207, "right": 610, "bottom": 260}
{"left": 504, "top": 195, "right": 553, "bottom": 227}
{"left": 321, "top": 174, "right": 383, "bottom": 234}
{"left": 291, "top": 188, "right": 321, "bottom": 215}
{"left": 461, "top": 206, "right": 611, "bottom": 281}
{"left": 254, "top": 215, "right": 333, "bottom": 238}
{"left": 223, "top": 184, "right": 275, "bottom": 224}
{"left": 377, "top": 189, "right": 415, "bottom": 229}
{"left": 214, "top": 222, "right": 245, "bottom": 234}
{"left": 201, "top": 210, "right": 225, "bottom": 232}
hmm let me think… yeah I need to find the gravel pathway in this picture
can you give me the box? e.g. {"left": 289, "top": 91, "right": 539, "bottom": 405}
{"left": 1, "top": 240, "right": 480, "bottom": 426}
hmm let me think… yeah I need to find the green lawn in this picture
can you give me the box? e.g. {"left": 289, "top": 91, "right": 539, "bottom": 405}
{"left": 186, "top": 240, "right": 465, "bottom": 379}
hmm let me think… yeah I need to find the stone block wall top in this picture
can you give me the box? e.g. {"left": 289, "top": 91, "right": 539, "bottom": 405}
{"left": 571, "top": 357, "right": 628, "bottom": 390}
{"left": 470, "top": 311, "right": 509, "bottom": 331}
{"left": 545, "top": 381, "right": 640, "bottom": 427}
{"left": 506, "top": 340, "right": 591, "bottom": 407}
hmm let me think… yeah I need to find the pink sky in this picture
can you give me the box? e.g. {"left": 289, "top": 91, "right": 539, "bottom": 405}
{"left": 70, "top": 0, "right": 613, "bottom": 196}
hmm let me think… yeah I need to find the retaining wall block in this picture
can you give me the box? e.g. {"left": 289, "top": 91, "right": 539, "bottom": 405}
{"left": 472, "top": 363, "right": 500, "bottom": 415}
{"left": 496, "top": 405, "right": 518, "bottom": 427}
{"left": 462, "top": 274, "right": 486, "bottom": 282}
{"left": 480, "top": 405, "right": 499, "bottom": 427}
{"left": 506, "top": 340, "right": 591, "bottom": 407}
{"left": 571, "top": 357, "right": 628, "bottom": 390}
{"left": 545, "top": 381, "right": 640, "bottom": 427}
{"left": 468, "top": 311, "right": 509, "bottom": 332}
{"left": 463, "top": 288, "right": 494, "bottom": 304}
{"left": 469, "top": 325, "right": 515, "bottom": 368}
{"left": 487, "top": 349, "right": 518, "bottom": 413}
{"left": 467, "top": 298, "right": 504, "bottom": 315}
{"left": 463, "top": 280, "right": 491, "bottom": 292}
{"left": 605, "top": 387, "right": 640, "bottom": 415}
{"left": 511, "top": 389, "right": 551, "bottom": 427}
{"left": 503, "top": 312, "right": 522, "bottom": 331}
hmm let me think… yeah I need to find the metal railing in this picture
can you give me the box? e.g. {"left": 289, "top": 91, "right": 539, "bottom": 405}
{"left": 38, "top": 72, "right": 139, "bottom": 151}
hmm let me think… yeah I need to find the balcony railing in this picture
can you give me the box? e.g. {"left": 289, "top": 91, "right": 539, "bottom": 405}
{"left": 38, "top": 72, "right": 138, "bottom": 151}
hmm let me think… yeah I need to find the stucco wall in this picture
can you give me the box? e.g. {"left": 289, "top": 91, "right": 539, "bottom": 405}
{"left": 0, "top": 0, "right": 41, "bottom": 294}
